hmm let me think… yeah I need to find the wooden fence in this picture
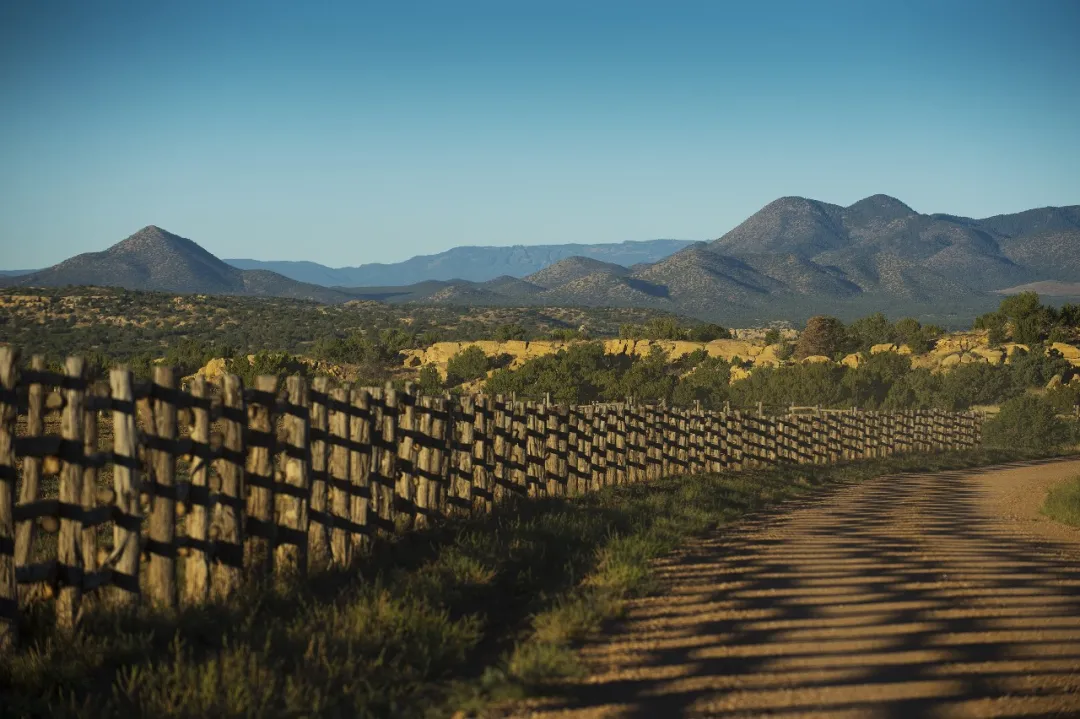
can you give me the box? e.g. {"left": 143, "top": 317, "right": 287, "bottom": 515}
{"left": 0, "top": 348, "right": 982, "bottom": 648}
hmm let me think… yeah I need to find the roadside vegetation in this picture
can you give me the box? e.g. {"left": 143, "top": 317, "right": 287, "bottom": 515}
{"left": 1, "top": 447, "right": 1056, "bottom": 719}
{"left": 1042, "top": 474, "right": 1080, "bottom": 528}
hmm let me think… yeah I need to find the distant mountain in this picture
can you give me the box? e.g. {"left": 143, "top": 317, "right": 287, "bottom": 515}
{"left": 225, "top": 239, "right": 694, "bottom": 286}
{"left": 9, "top": 226, "right": 351, "bottom": 303}
{"left": 9, "top": 197, "right": 1078, "bottom": 327}
{"left": 0, "top": 269, "right": 36, "bottom": 277}
{"left": 332, "top": 196, "right": 1080, "bottom": 326}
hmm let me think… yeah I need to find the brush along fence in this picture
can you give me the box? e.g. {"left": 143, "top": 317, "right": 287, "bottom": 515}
{"left": 0, "top": 348, "right": 982, "bottom": 647}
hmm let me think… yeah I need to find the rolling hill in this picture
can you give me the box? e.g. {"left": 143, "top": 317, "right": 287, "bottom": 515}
{"left": 225, "top": 239, "right": 695, "bottom": 286}
{"left": 7, "top": 226, "right": 351, "bottom": 303}
{"left": 6, "top": 196, "right": 1078, "bottom": 326}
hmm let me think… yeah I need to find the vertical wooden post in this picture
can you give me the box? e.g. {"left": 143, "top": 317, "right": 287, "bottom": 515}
{"left": 430, "top": 396, "right": 448, "bottom": 516}
{"left": 379, "top": 387, "right": 399, "bottom": 526}
{"left": 513, "top": 402, "right": 529, "bottom": 495}
{"left": 277, "top": 376, "right": 311, "bottom": 577}
{"left": 397, "top": 389, "right": 417, "bottom": 527}
{"left": 471, "top": 396, "right": 492, "bottom": 513}
{"left": 413, "top": 396, "right": 433, "bottom": 526}
{"left": 56, "top": 357, "right": 86, "bottom": 630}
{"left": 545, "top": 403, "right": 560, "bottom": 496}
{"left": 452, "top": 396, "right": 473, "bottom": 513}
{"left": 244, "top": 375, "right": 277, "bottom": 580}
{"left": 184, "top": 376, "right": 212, "bottom": 604}
{"left": 349, "top": 388, "right": 371, "bottom": 550}
{"left": 0, "top": 347, "right": 17, "bottom": 648}
{"left": 329, "top": 386, "right": 351, "bottom": 565}
{"left": 307, "top": 377, "right": 331, "bottom": 571}
{"left": 147, "top": 365, "right": 178, "bottom": 609}
{"left": 566, "top": 406, "right": 581, "bottom": 494}
{"left": 80, "top": 382, "right": 99, "bottom": 589}
{"left": 109, "top": 367, "right": 141, "bottom": 604}
{"left": 15, "top": 357, "right": 44, "bottom": 586}
{"left": 212, "top": 374, "right": 245, "bottom": 600}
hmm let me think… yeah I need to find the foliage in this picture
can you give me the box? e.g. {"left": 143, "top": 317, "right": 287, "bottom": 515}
{"left": 619, "top": 318, "right": 730, "bottom": 342}
{"left": 445, "top": 346, "right": 492, "bottom": 386}
{"left": 763, "top": 328, "right": 782, "bottom": 346}
{"left": 493, "top": 323, "right": 527, "bottom": 342}
{"left": 1042, "top": 475, "right": 1080, "bottom": 528}
{"left": 224, "top": 351, "right": 310, "bottom": 387}
{"left": 416, "top": 364, "right": 444, "bottom": 395}
{"left": 982, "top": 394, "right": 1072, "bottom": 451}
{"left": 794, "top": 316, "right": 847, "bottom": 359}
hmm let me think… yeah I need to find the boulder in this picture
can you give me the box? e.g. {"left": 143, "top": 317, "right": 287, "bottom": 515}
{"left": 704, "top": 339, "right": 762, "bottom": 361}
{"left": 802, "top": 355, "right": 831, "bottom": 364}
{"left": 940, "top": 353, "right": 962, "bottom": 368}
{"left": 1050, "top": 342, "right": 1080, "bottom": 367}
{"left": 870, "top": 343, "right": 898, "bottom": 355}
{"left": 729, "top": 366, "right": 752, "bottom": 383}
{"left": 1047, "top": 374, "right": 1064, "bottom": 390}
{"left": 841, "top": 353, "right": 861, "bottom": 369}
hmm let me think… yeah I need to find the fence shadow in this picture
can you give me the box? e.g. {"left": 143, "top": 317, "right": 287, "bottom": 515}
{"left": 534, "top": 464, "right": 1080, "bottom": 718}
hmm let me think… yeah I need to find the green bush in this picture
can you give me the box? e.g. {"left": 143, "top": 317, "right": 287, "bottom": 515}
{"left": 446, "top": 345, "right": 492, "bottom": 386}
{"left": 1041, "top": 475, "right": 1080, "bottom": 528}
{"left": 982, "top": 394, "right": 1072, "bottom": 451}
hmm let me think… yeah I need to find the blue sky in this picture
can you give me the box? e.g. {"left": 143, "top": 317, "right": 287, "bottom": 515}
{"left": 2, "top": 0, "right": 1078, "bottom": 269}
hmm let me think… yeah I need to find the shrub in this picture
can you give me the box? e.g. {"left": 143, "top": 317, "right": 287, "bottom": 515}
{"left": 763, "top": 328, "right": 782, "bottom": 346}
{"left": 445, "top": 346, "right": 491, "bottom": 386}
{"left": 794, "top": 316, "right": 846, "bottom": 360}
{"left": 982, "top": 395, "right": 1071, "bottom": 451}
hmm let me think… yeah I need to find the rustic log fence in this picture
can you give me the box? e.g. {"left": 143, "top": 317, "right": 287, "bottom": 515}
{"left": 0, "top": 348, "right": 983, "bottom": 648}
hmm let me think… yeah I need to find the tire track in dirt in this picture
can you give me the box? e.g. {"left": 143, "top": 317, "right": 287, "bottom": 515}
{"left": 510, "top": 459, "right": 1080, "bottom": 718}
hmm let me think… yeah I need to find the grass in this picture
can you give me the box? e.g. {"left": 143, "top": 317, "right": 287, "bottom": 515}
{"left": 0, "top": 448, "right": 1056, "bottom": 719}
{"left": 1042, "top": 473, "right": 1080, "bottom": 528}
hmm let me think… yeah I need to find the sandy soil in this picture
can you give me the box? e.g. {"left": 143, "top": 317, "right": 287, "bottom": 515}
{"left": 506, "top": 459, "right": 1080, "bottom": 718}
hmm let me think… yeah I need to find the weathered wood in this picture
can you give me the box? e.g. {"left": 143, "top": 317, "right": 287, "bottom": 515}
{"left": 415, "top": 396, "right": 434, "bottom": 526}
{"left": 184, "top": 376, "right": 212, "bottom": 604}
{"left": 147, "top": 365, "right": 178, "bottom": 609}
{"left": 379, "top": 387, "right": 399, "bottom": 527}
{"left": 328, "top": 386, "right": 351, "bottom": 565}
{"left": 56, "top": 357, "right": 85, "bottom": 631}
{"left": 80, "top": 382, "right": 100, "bottom": 593}
{"left": 0, "top": 347, "right": 17, "bottom": 648}
{"left": 429, "top": 396, "right": 448, "bottom": 514}
{"left": 14, "top": 357, "right": 45, "bottom": 585}
{"left": 471, "top": 396, "right": 492, "bottom": 513}
{"left": 244, "top": 375, "right": 277, "bottom": 580}
{"left": 109, "top": 368, "right": 141, "bottom": 604}
{"left": 277, "top": 376, "right": 311, "bottom": 576}
{"left": 211, "top": 374, "right": 245, "bottom": 600}
{"left": 307, "top": 377, "right": 331, "bottom": 571}
{"left": 396, "top": 390, "right": 417, "bottom": 527}
{"left": 348, "top": 388, "right": 371, "bottom": 549}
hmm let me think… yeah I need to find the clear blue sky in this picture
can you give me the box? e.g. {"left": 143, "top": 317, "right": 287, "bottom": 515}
{"left": 2, "top": 0, "right": 1078, "bottom": 269}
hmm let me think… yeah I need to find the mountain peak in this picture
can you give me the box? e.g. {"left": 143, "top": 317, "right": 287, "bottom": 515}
{"left": 846, "top": 194, "right": 915, "bottom": 215}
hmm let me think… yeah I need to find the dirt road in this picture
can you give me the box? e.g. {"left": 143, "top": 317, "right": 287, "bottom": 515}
{"left": 513, "top": 459, "right": 1080, "bottom": 718}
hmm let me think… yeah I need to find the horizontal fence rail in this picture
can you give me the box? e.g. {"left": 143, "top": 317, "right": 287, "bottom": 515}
{"left": 0, "top": 348, "right": 983, "bottom": 648}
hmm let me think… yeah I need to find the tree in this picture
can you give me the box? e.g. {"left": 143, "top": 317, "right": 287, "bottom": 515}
{"left": 688, "top": 323, "right": 731, "bottom": 342}
{"left": 494, "top": 323, "right": 527, "bottom": 342}
{"left": 794, "top": 316, "right": 846, "bottom": 359}
{"left": 445, "top": 345, "right": 491, "bottom": 386}
{"left": 763, "top": 328, "right": 782, "bottom": 346}
{"left": 416, "top": 364, "right": 444, "bottom": 395}
{"left": 982, "top": 394, "right": 1071, "bottom": 451}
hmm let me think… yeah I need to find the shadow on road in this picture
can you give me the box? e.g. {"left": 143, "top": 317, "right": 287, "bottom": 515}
{"left": 529, "top": 462, "right": 1080, "bottom": 718}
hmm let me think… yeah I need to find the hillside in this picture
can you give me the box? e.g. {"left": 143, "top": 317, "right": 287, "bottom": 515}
{"left": 225, "top": 239, "right": 695, "bottom": 286}
{"left": 10, "top": 226, "right": 351, "bottom": 303}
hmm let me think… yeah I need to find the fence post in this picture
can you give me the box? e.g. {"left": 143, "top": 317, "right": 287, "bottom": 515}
{"left": 184, "top": 376, "right": 212, "bottom": 604}
{"left": 56, "top": 357, "right": 86, "bottom": 631}
{"left": 146, "top": 365, "right": 179, "bottom": 609}
{"left": 277, "top": 376, "right": 311, "bottom": 578}
{"left": 397, "top": 389, "right": 417, "bottom": 528}
{"left": 245, "top": 375, "right": 277, "bottom": 580}
{"left": 108, "top": 367, "right": 141, "bottom": 604}
{"left": 80, "top": 381, "right": 100, "bottom": 593}
{"left": 0, "top": 347, "right": 17, "bottom": 649}
{"left": 14, "top": 357, "right": 45, "bottom": 598}
{"left": 349, "top": 388, "right": 371, "bottom": 549}
{"left": 212, "top": 374, "right": 245, "bottom": 600}
{"left": 430, "top": 396, "right": 448, "bottom": 515}
{"left": 308, "top": 377, "right": 331, "bottom": 571}
{"left": 329, "top": 386, "right": 351, "bottom": 565}
{"left": 380, "top": 386, "right": 399, "bottom": 527}
{"left": 472, "top": 396, "right": 492, "bottom": 513}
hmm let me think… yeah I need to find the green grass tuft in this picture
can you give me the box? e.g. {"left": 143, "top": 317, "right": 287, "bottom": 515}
{"left": 1042, "top": 474, "right": 1080, "bottom": 528}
